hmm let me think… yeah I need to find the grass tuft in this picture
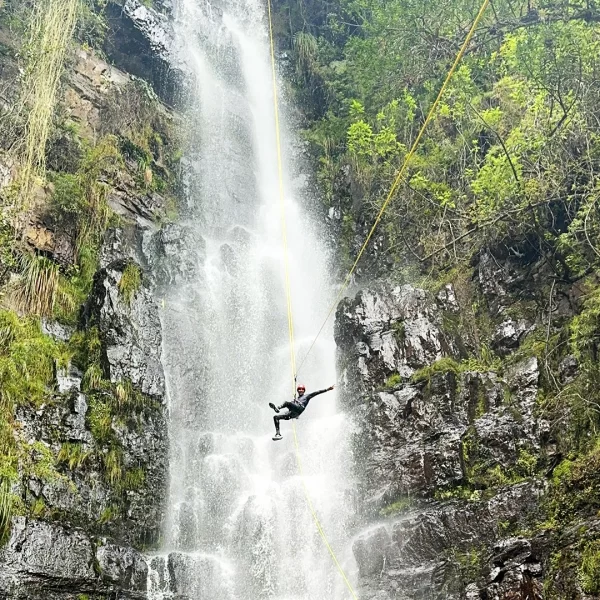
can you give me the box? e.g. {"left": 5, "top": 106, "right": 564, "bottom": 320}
{"left": 118, "top": 263, "right": 142, "bottom": 306}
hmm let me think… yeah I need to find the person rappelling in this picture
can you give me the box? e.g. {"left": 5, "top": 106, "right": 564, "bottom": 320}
{"left": 269, "top": 383, "right": 335, "bottom": 441}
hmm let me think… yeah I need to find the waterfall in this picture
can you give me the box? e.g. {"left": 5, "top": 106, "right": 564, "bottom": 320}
{"left": 147, "top": 0, "right": 357, "bottom": 598}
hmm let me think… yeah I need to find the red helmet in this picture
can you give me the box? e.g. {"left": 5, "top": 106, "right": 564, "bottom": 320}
{"left": 297, "top": 384, "right": 306, "bottom": 393}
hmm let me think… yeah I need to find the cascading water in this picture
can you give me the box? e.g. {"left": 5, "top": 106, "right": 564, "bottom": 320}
{"left": 146, "top": 0, "right": 357, "bottom": 598}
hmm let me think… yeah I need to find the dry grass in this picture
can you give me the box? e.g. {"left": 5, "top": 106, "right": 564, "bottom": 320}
{"left": 18, "top": 0, "right": 80, "bottom": 210}
{"left": 13, "top": 252, "right": 59, "bottom": 316}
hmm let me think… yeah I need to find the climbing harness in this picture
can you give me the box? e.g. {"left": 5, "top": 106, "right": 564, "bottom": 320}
{"left": 266, "top": 0, "right": 491, "bottom": 595}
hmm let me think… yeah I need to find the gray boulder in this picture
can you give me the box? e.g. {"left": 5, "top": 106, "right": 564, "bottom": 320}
{"left": 335, "top": 284, "right": 456, "bottom": 395}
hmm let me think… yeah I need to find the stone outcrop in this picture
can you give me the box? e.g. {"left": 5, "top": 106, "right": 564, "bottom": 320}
{"left": 14, "top": 382, "right": 168, "bottom": 549}
{"left": 353, "top": 484, "right": 544, "bottom": 600}
{"left": 104, "top": 0, "right": 188, "bottom": 107}
{"left": 335, "top": 283, "right": 552, "bottom": 598}
{"left": 0, "top": 9, "right": 176, "bottom": 597}
{"left": 0, "top": 518, "right": 148, "bottom": 599}
{"left": 335, "top": 284, "right": 456, "bottom": 392}
{"left": 84, "top": 258, "right": 165, "bottom": 398}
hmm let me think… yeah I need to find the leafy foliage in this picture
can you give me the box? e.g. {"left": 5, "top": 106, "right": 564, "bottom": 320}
{"left": 579, "top": 540, "right": 600, "bottom": 594}
{"left": 277, "top": 0, "right": 600, "bottom": 285}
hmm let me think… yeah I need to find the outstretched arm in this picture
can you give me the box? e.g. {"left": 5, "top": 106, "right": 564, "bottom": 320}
{"left": 304, "top": 385, "right": 335, "bottom": 402}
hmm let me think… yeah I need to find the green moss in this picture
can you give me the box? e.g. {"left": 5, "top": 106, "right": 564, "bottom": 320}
{"left": 412, "top": 357, "right": 461, "bottom": 383}
{"left": 31, "top": 498, "right": 47, "bottom": 518}
{"left": 515, "top": 448, "right": 538, "bottom": 477}
{"left": 449, "top": 546, "right": 485, "bottom": 585}
{"left": 384, "top": 373, "right": 403, "bottom": 388}
{"left": 119, "top": 467, "right": 146, "bottom": 492}
{"left": 580, "top": 541, "right": 600, "bottom": 594}
{"left": 88, "top": 400, "right": 113, "bottom": 443}
{"left": 118, "top": 263, "right": 142, "bottom": 306}
{"left": 551, "top": 458, "right": 574, "bottom": 484}
{"left": 69, "top": 327, "right": 102, "bottom": 372}
{"left": 98, "top": 505, "right": 119, "bottom": 525}
{"left": 379, "top": 496, "right": 413, "bottom": 516}
{"left": 76, "top": 0, "right": 108, "bottom": 50}
{"left": 0, "top": 310, "right": 69, "bottom": 407}
{"left": 103, "top": 448, "right": 122, "bottom": 486}
{"left": 435, "top": 486, "right": 482, "bottom": 502}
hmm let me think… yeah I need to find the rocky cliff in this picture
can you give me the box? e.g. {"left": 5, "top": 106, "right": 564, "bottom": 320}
{"left": 0, "top": 1, "right": 183, "bottom": 597}
{"left": 334, "top": 262, "right": 600, "bottom": 598}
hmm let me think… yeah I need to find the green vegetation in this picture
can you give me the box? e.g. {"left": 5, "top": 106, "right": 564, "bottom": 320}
{"left": 379, "top": 496, "right": 413, "bottom": 516}
{"left": 118, "top": 263, "right": 142, "bottom": 305}
{"left": 274, "top": 0, "right": 600, "bottom": 302}
{"left": 0, "top": 0, "right": 176, "bottom": 548}
{"left": 579, "top": 540, "right": 600, "bottom": 594}
{"left": 18, "top": 0, "right": 80, "bottom": 209}
{"left": 384, "top": 373, "right": 402, "bottom": 389}
{"left": 447, "top": 546, "right": 485, "bottom": 587}
{"left": 58, "top": 443, "right": 92, "bottom": 470}
{"left": 77, "top": 0, "right": 109, "bottom": 50}
{"left": 0, "top": 309, "right": 70, "bottom": 541}
{"left": 411, "top": 357, "right": 461, "bottom": 383}
{"left": 411, "top": 353, "right": 501, "bottom": 385}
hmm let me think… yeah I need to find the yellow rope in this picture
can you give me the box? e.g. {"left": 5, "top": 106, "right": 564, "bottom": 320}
{"left": 296, "top": 0, "right": 491, "bottom": 374}
{"left": 292, "top": 422, "right": 359, "bottom": 599}
{"left": 267, "top": 0, "right": 490, "bottom": 595}
{"left": 267, "top": 0, "right": 297, "bottom": 389}
{"left": 266, "top": 0, "right": 359, "bottom": 596}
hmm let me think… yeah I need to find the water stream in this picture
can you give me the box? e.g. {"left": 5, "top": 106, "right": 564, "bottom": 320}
{"left": 146, "top": 0, "right": 357, "bottom": 597}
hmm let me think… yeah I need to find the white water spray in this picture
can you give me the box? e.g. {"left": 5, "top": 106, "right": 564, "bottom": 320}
{"left": 147, "top": 0, "right": 357, "bottom": 597}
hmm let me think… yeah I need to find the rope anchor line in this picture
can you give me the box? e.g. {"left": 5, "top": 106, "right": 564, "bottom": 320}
{"left": 295, "top": 0, "right": 491, "bottom": 376}
{"left": 265, "top": 0, "right": 490, "bottom": 597}
{"left": 266, "top": 0, "right": 359, "bottom": 595}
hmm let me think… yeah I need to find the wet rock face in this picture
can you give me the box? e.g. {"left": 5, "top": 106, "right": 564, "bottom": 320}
{"left": 104, "top": 0, "right": 187, "bottom": 107}
{"left": 471, "top": 537, "right": 544, "bottom": 600}
{"left": 144, "top": 222, "right": 206, "bottom": 287}
{"left": 0, "top": 518, "right": 148, "bottom": 599}
{"left": 14, "top": 386, "right": 168, "bottom": 548}
{"left": 335, "top": 284, "right": 455, "bottom": 395}
{"left": 491, "top": 319, "right": 533, "bottom": 356}
{"left": 354, "top": 374, "right": 465, "bottom": 506}
{"left": 336, "top": 284, "right": 546, "bottom": 510}
{"left": 335, "top": 282, "right": 553, "bottom": 598}
{"left": 84, "top": 259, "right": 165, "bottom": 398}
{"left": 352, "top": 484, "right": 545, "bottom": 600}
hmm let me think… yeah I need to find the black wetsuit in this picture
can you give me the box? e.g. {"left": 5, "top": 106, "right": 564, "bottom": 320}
{"left": 273, "top": 389, "right": 329, "bottom": 434}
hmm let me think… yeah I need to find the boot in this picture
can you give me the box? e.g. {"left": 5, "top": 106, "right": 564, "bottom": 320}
{"left": 272, "top": 432, "right": 282, "bottom": 441}
{"left": 269, "top": 403, "right": 280, "bottom": 413}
